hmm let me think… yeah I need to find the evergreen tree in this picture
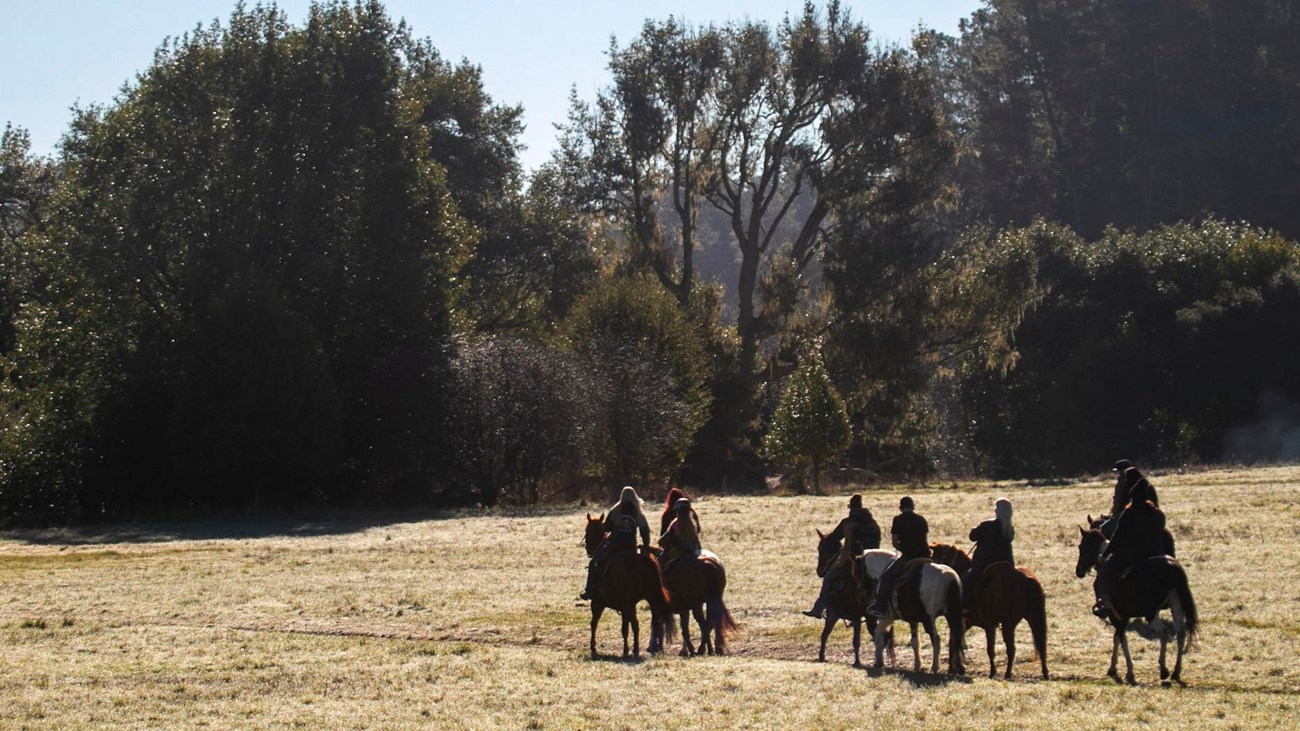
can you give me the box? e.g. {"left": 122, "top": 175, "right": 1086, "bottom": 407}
{"left": 765, "top": 348, "right": 852, "bottom": 493}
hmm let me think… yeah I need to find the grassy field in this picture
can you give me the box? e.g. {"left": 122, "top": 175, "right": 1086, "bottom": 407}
{"left": 2, "top": 466, "right": 1298, "bottom": 730}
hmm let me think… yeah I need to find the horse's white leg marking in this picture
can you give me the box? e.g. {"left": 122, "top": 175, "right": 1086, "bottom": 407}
{"left": 929, "top": 621, "right": 941, "bottom": 674}
{"left": 908, "top": 623, "right": 921, "bottom": 672}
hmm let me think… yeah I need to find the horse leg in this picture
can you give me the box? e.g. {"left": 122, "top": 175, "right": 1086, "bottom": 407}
{"left": 872, "top": 620, "right": 890, "bottom": 670}
{"left": 924, "top": 617, "right": 940, "bottom": 674}
{"left": 590, "top": 604, "right": 604, "bottom": 659}
{"left": 1116, "top": 619, "right": 1136, "bottom": 685}
{"left": 692, "top": 607, "right": 710, "bottom": 655}
{"left": 985, "top": 625, "right": 998, "bottom": 679}
{"left": 1002, "top": 620, "right": 1018, "bottom": 680}
{"left": 818, "top": 614, "right": 835, "bottom": 663}
{"left": 631, "top": 613, "right": 641, "bottom": 659}
{"left": 621, "top": 614, "right": 631, "bottom": 658}
{"left": 678, "top": 612, "right": 694, "bottom": 657}
{"left": 1107, "top": 621, "right": 1121, "bottom": 681}
{"left": 910, "top": 622, "right": 922, "bottom": 673}
{"left": 1169, "top": 599, "right": 1187, "bottom": 686}
{"left": 852, "top": 619, "right": 864, "bottom": 669}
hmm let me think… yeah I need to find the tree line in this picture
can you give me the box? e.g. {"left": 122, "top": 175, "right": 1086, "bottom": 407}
{"left": 1, "top": 0, "right": 1298, "bottom": 524}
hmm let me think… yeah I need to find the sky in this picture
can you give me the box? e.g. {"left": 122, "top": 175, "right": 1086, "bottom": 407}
{"left": 1, "top": 1, "right": 983, "bottom": 172}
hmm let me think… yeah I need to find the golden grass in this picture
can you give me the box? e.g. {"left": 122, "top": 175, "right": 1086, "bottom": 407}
{"left": 2, "top": 465, "right": 1299, "bottom": 729}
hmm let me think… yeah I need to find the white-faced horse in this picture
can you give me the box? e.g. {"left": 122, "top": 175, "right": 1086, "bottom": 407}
{"left": 861, "top": 548, "right": 966, "bottom": 675}
{"left": 1075, "top": 524, "right": 1198, "bottom": 685}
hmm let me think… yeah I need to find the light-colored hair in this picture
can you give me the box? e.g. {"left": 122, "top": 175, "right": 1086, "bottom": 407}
{"left": 615, "top": 486, "right": 647, "bottom": 521}
{"left": 995, "top": 498, "right": 1014, "bottom": 541}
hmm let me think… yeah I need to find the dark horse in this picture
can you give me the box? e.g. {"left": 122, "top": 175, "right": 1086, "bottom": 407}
{"left": 931, "top": 543, "right": 1048, "bottom": 680}
{"left": 583, "top": 513, "right": 674, "bottom": 658}
{"left": 660, "top": 547, "right": 738, "bottom": 656}
{"left": 1075, "top": 523, "right": 1198, "bottom": 685}
{"left": 814, "top": 529, "right": 889, "bottom": 668}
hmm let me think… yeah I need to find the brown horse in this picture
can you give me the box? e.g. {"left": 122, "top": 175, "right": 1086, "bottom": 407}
{"left": 930, "top": 543, "right": 1048, "bottom": 680}
{"left": 814, "top": 528, "right": 889, "bottom": 667}
{"left": 660, "top": 548, "right": 738, "bottom": 656}
{"left": 583, "top": 513, "right": 674, "bottom": 658}
{"left": 1076, "top": 522, "right": 1198, "bottom": 685}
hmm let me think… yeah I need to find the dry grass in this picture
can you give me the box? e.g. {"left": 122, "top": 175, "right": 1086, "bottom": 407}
{"left": 2, "top": 466, "right": 1299, "bottom": 729}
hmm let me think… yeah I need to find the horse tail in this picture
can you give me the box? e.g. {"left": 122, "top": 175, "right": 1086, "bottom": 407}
{"left": 1174, "top": 563, "right": 1198, "bottom": 650}
{"left": 1025, "top": 572, "right": 1048, "bottom": 666}
{"left": 704, "top": 559, "right": 738, "bottom": 649}
{"left": 645, "top": 556, "right": 676, "bottom": 645}
{"left": 945, "top": 571, "right": 965, "bottom": 673}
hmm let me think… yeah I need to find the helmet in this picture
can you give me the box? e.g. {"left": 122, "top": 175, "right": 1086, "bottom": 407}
{"left": 899, "top": 496, "right": 915, "bottom": 511}
{"left": 1113, "top": 459, "right": 1134, "bottom": 472}
{"left": 674, "top": 498, "right": 692, "bottom": 512}
{"left": 848, "top": 494, "right": 863, "bottom": 510}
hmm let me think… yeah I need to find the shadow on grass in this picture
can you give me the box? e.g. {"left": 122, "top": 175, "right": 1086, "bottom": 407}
{"left": 587, "top": 652, "right": 652, "bottom": 666}
{"left": 0, "top": 503, "right": 597, "bottom": 546}
{"left": 865, "top": 664, "right": 975, "bottom": 686}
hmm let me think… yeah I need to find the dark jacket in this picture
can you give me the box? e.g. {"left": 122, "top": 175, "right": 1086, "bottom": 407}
{"left": 1127, "top": 477, "right": 1159, "bottom": 509}
{"left": 1105, "top": 500, "right": 1166, "bottom": 565}
{"left": 891, "top": 511, "right": 930, "bottom": 558}
{"left": 968, "top": 519, "right": 1014, "bottom": 573}
{"left": 1111, "top": 467, "right": 1144, "bottom": 517}
{"left": 829, "top": 507, "right": 882, "bottom": 555}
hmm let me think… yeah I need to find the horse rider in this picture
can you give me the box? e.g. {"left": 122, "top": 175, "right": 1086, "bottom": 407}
{"left": 867, "top": 496, "right": 931, "bottom": 618}
{"left": 1092, "top": 496, "right": 1167, "bottom": 618}
{"left": 803, "top": 493, "right": 881, "bottom": 618}
{"left": 658, "top": 497, "right": 702, "bottom": 571}
{"left": 1102, "top": 461, "right": 1159, "bottom": 538}
{"left": 964, "top": 497, "right": 1015, "bottom": 614}
{"left": 660, "top": 486, "right": 702, "bottom": 539}
{"left": 580, "top": 486, "right": 652, "bottom": 600}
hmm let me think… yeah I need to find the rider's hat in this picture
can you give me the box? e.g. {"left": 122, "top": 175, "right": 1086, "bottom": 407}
{"left": 1113, "top": 459, "right": 1133, "bottom": 472}
{"left": 674, "top": 497, "right": 692, "bottom": 512}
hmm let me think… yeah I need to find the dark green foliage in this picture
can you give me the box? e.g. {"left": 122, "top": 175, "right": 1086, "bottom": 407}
{"left": 961, "top": 220, "right": 1300, "bottom": 475}
{"left": 765, "top": 348, "right": 851, "bottom": 493}
{"left": 560, "top": 276, "right": 711, "bottom": 486}
{"left": 0, "top": 125, "right": 56, "bottom": 357}
{"left": 948, "top": 0, "right": 1300, "bottom": 240}
{"left": 0, "top": 2, "right": 473, "bottom": 523}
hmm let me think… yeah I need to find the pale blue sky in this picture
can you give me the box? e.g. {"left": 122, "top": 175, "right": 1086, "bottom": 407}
{"left": 1, "top": 1, "right": 982, "bottom": 171}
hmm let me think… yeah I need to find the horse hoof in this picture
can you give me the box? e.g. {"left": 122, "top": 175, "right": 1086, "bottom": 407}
{"left": 1160, "top": 668, "right": 1170, "bottom": 680}
{"left": 1125, "top": 675, "right": 1137, "bottom": 686}
{"left": 852, "top": 661, "right": 864, "bottom": 669}
{"left": 988, "top": 670, "right": 997, "bottom": 679}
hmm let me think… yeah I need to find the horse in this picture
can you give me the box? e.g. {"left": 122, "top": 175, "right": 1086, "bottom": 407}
{"left": 930, "top": 543, "right": 1048, "bottom": 680}
{"left": 583, "top": 513, "right": 675, "bottom": 658}
{"left": 1075, "top": 523, "right": 1198, "bottom": 685}
{"left": 860, "top": 548, "right": 965, "bottom": 675}
{"left": 659, "top": 546, "right": 738, "bottom": 656}
{"left": 813, "top": 529, "right": 889, "bottom": 668}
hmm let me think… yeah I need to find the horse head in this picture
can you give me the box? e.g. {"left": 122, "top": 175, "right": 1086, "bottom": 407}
{"left": 584, "top": 512, "right": 607, "bottom": 558}
{"left": 816, "top": 529, "right": 840, "bottom": 578}
{"left": 1075, "top": 524, "right": 1106, "bottom": 579}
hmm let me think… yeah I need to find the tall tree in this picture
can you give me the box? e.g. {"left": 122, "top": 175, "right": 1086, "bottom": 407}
{"left": 0, "top": 1, "right": 476, "bottom": 523}
{"left": 563, "top": 2, "right": 955, "bottom": 452}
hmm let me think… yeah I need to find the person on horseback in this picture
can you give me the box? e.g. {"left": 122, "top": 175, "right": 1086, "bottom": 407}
{"left": 1102, "top": 462, "right": 1159, "bottom": 538}
{"left": 803, "top": 494, "right": 881, "bottom": 619}
{"left": 867, "top": 496, "right": 930, "bottom": 619}
{"left": 660, "top": 487, "right": 702, "bottom": 540}
{"left": 580, "top": 486, "right": 652, "bottom": 601}
{"left": 964, "top": 497, "right": 1015, "bottom": 614}
{"left": 658, "top": 497, "right": 702, "bottom": 571}
{"left": 1092, "top": 497, "right": 1167, "bottom": 618}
